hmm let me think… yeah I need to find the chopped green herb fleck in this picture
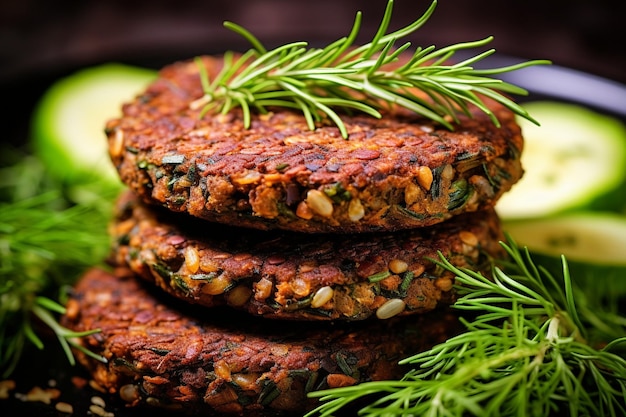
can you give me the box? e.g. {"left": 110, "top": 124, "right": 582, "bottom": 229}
{"left": 367, "top": 270, "right": 391, "bottom": 283}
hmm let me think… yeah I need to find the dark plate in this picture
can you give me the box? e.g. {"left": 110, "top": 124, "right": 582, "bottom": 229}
{"left": 1, "top": 58, "right": 625, "bottom": 416}
{"left": 480, "top": 54, "right": 626, "bottom": 118}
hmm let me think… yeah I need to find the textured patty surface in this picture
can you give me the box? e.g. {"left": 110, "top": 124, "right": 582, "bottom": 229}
{"left": 62, "top": 267, "right": 461, "bottom": 416}
{"left": 110, "top": 190, "right": 505, "bottom": 321}
{"left": 106, "top": 56, "right": 524, "bottom": 233}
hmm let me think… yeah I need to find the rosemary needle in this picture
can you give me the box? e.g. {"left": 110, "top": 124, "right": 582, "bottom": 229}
{"left": 194, "top": 0, "right": 550, "bottom": 138}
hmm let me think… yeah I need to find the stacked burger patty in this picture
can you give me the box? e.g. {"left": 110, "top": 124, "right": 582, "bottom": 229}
{"left": 62, "top": 56, "right": 524, "bottom": 416}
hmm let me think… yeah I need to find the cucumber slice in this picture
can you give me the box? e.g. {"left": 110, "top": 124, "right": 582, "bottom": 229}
{"left": 31, "top": 63, "right": 157, "bottom": 185}
{"left": 504, "top": 212, "right": 626, "bottom": 267}
{"left": 496, "top": 101, "right": 626, "bottom": 219}
{"left": 504, "top": 213, "right": 626, "bottom": 311}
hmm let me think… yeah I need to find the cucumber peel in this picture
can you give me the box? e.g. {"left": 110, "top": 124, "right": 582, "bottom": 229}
{"left": 31, "top": 63, "right": 157, "bottom": 186}
{"left": 497, "top": 101, "right": 626, "bottom": 219}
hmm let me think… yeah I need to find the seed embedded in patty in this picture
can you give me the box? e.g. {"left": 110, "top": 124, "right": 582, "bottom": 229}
{"left": 110, "top": 129, "right": 124, "bottom": 158}
{"left": 388, "top": 259, "right": 408, "bottom": 274}
{"left": 226, "top": 285, "right": 253, "bottom": 307}
{"left": 376, "top": 298, "right": 406, "bottom": 319}
{"left": 202, "top": 275, "right": 231, "bottom": 295}
{"left": 348, "top": 198, "right": 365, "bottom": 222}
{"left": 306, "top": 190, "right": 334, "bottom": 217}
{"left": 254, "top": 278, "right": 273, "bottom": 301}
{"left": 296, "top": 201, "right": 314, "bottom": 220}
{"left": 184, "top": 246, "right": 200, "bottom": 273}
{"left": 459, "top": 230, "right": 479, "bottom": 246}
{"left": 311, "top": 286, "right": 334, "bottom": 308}
{"left": 120, "top": 384, "right": 141, "bottom": 403}
{"left": 417, "top": 166, "right": 434, "bottom": 190}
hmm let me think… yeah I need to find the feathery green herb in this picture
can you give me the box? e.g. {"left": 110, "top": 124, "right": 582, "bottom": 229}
{"left": 193, "top": 0, "right": 550, "bottom": 138}
{"left": 0, "top": 151, "right": 112, "bottom": 377}
{"left": 306, "top": 237, "right": 626, "bottom": 417}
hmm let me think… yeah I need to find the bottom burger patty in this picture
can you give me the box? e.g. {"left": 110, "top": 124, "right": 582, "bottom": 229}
{"left": 62, "top": 267, "right": 462, "bottom": 416}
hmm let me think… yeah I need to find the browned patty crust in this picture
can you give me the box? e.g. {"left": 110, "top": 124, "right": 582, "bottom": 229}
{"left": 106, "top": 56, "right": 524, "bottom": 233}
{"left": 62, "top": 267, "right": 461, "bottom": 416}
{"left": 110, "top": 190, "right": 505, "bottom": 321}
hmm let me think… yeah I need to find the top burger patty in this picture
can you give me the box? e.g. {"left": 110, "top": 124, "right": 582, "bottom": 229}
{"left": 106, "top": 56, "right": 524, "bottom": 233}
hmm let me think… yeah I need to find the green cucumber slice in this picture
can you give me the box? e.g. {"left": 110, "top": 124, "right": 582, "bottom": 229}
{"left": 496, "top": 101, "right": 626, "bottom": 219}
{"left": 504, "top": 212, "right": 626, "bottom": 267}
{"left": 31, "top": 63, "right": 157, "bottom": 185}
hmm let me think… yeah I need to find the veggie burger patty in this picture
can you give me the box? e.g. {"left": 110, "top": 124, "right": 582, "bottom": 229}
{"left": 106, "top": 56, "right": 524, "bottom": 233}
{"left": 62, "top": 267, "right": 462, "bottom": 416}
{"left": 110, "top": 190, "right": 505, "bottom": 321}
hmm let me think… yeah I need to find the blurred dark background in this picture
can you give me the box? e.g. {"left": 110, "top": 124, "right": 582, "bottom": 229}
{"left": 1, "top": 0, "right": 625, "bottom": 144}
{"left": 2, "top": 0, "right": 626, "bottom": 80}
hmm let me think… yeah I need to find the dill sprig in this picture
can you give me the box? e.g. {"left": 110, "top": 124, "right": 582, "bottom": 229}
{"left": 193, "top": 0, "right": 550, "bottom": 138}
{"left": 306, "top": 237, "right": 626, "bottom": 417}
{"left": 0, "top": 153, "right": 112, "bottom": 377}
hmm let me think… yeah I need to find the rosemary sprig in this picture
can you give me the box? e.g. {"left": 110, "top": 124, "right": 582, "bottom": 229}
{"left": 306, "top": 237, "right": 626, "bottom": 417}
{"left": 193, "top": 0, "right": 550, "bottom": 138}
{"left": 0, "top": 152, "right": 112, "bottom": 377}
